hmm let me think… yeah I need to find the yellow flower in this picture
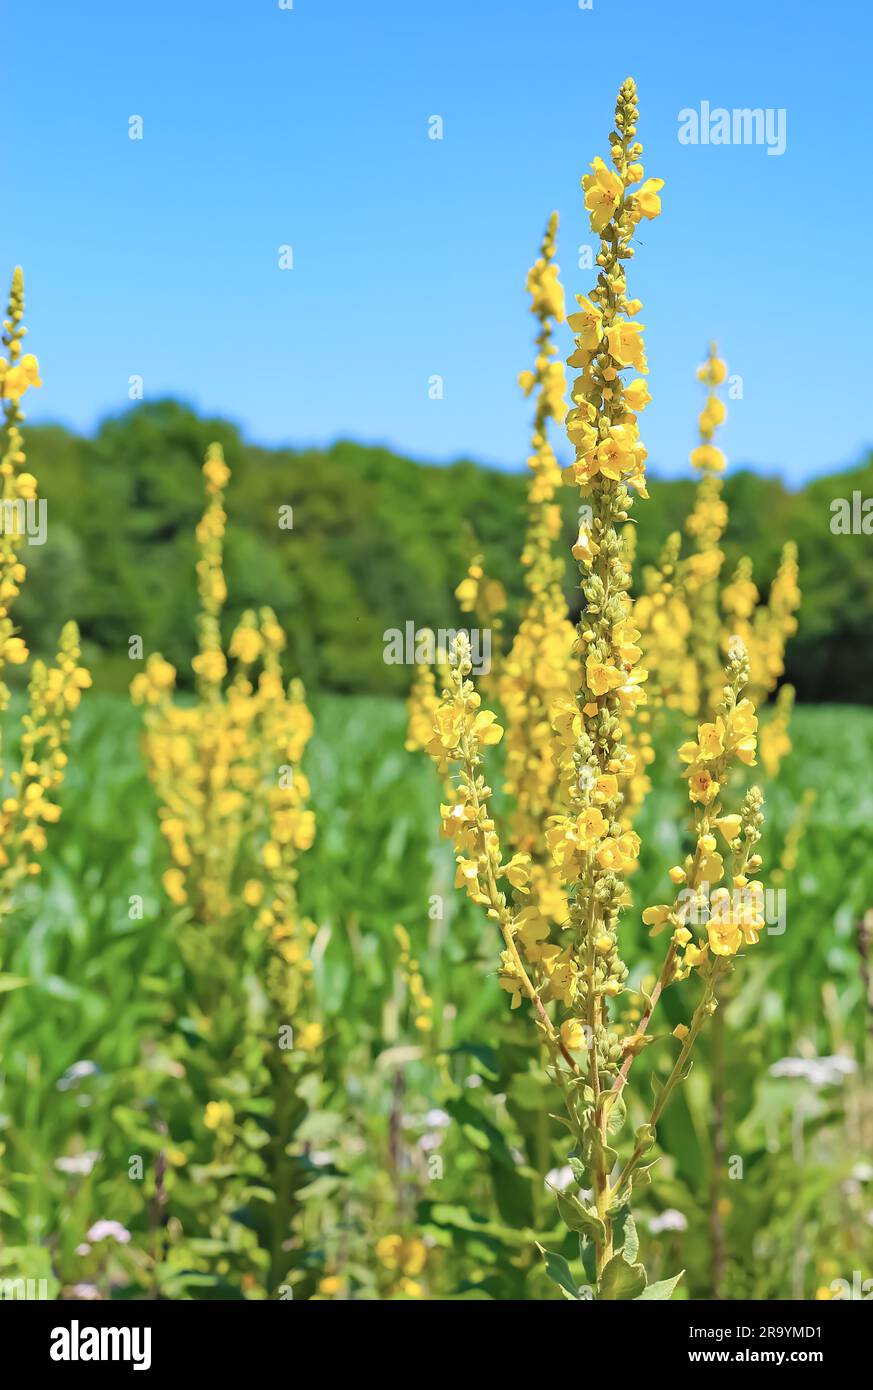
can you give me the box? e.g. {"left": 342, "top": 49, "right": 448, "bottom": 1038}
{"left": 2, "top": 636, "right": 28, "bottom": 664}
{"left": 293, "top": 809, "right": 316, "bottom": 850}
{"left": 631, "top": 177, "right": 664, "bottom": 220}
{"left": 192, "top": 649, "right": 227, "bottom": 684}
{"left": 684, "top": 939, "right": 709, "bottom": 969}
{"left": 624, "top": 378, "right": 651, "bottom": 412}
{"left": 516, "top": 907, "right": 551, "bottom": 962}
{"left": 162, "top": 868, "right": 187, "bottom": 904}
{"left": 731, "top": 698, "right": 758, "bottom": 737}
{"left": 593, "top": 774, "right": 618, "bottom": 803}
{"left": 697, "top": 354, "right": 727, "bottom": 386}
{"left": 526, "top": 256, "right": 565, "bottom": 322}
{"left": 455, "top": 576, "right": 477, "bottom": 609}
{"left": 376, "top": 1234, "right": 403, "bottom": 1268}
{"left": 1, "top": 353, "right": 42, "bottom": 400}
{"left": 472, "top": 709, "right": 503, "bottom": 745}
{"left": 242, "top": 878, "right": 264, "bottom": 906}
{"left": 400, "top": 1238, "right": 427, "bottom": 1276}
{"left": 229, "top": 625, "right": 263, "bottom": 664}
{"left": 540, "top": 946, "right": 578, "bottom": 1006}
{"left": 696, "top": 719, "right": 725, "bottom": 759}
{"left": 498, "top": 957, "right": 524, "bottom": 1010}
{"left": 595, "top": 424, "right": 637, "bottom": 480}
{"left": 571, "top": 524, "right": 599, "bottom": 565}
{"left": 518, "top": 368, "right": 535, "bottom": 396}
{"left": 431, "top": 705, "right": 464, "bottom": 751}
{"left": 688, "top": 769, "right": 719, "bottom": 804}
{"left": 545, "top": 814, "right": 585, "bottom": 869}
{"left": 586, "top": 656, "right": 624, "bottom": 697}
{"left": 560, "top": 1018, "right": 588, "bottom": 1052}
{"left": 604, "top": 320, "right": 648, "bottom": 373}
{"left": 204, "top": 1100, "right": 234, "bottom": 1131}
{"left": 203, "top": 447, "right": 231, "bottom": 492}
{"left": 715, "top": 814, "right": 742, "bottom": 842}
{"left": 582, "top": 157, "right": 623, "bottom": 233}
{"left": 707, "top": 917, "right": 742, "bottom": 957}
{"left": 689, "top": 444, "right": 726, "bottom": 472}
{"left": 262, "top": 840, "right": 282, "bottom": 869}
{"left": 503, "top": 852, "right": 531, "bottom": 890}
{"left": 297, "top": 1021, "right": 324, "bottom": 1052}
{"left": 376, "top": 1233, "right": 427, "bottom": 1277}
{"left": 642, "top": 904, "right": 672, "bottom": 935}
{"left": 567, "top": 296, "right": 604, "bottom": 349}
{"left": 734, "top": 737, "right": 757, "bottom": 766}
{"left": 596, "top": 830, "right": 640, "bottom": 873}
{"left": 700, "top": 395, "right": 726, "bottom": 431}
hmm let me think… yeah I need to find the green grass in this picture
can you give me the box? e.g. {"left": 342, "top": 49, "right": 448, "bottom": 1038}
{"left": 1, "top": 694, "right": 871, "bottom": 1298}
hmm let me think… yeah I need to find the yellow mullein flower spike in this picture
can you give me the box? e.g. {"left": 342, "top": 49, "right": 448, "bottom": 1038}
{"left": 419, "top": 85, "right": 796, "bottom": 1303}
{"left": 0, "top": 269, "right": 90, "bottom": 907}
{"left": 130, "top": 446, "right": 319, "bottom": 1296}
{"left": 497, "top": 212, "right": 575, "bottom": 934}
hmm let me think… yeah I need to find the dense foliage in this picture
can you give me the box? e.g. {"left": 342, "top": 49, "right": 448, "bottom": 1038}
{"left": 2, "top": 694, "right": 871, "bottom": 1299}
{"left": 22, "top": 400, "right": 873, "bottom": 703}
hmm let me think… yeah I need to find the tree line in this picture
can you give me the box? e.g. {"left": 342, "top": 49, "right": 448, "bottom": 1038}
{"left": 19, "top": 399, "right": 872, "bottom": 704}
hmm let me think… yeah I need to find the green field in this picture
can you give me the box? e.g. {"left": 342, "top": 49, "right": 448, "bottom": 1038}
{"left": 1, "top": 695, "right": 871, "bottom": 1299}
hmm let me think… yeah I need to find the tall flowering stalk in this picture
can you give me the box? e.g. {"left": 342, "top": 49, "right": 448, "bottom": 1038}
{"left": 427, "top": 80, "right": 774, "bottom": 1300}
{"left": 0, "top": 268, "right": 91, "bottom": 953}
{"left": 411, "top": 222, "right": 575, "bottom": 902}
{"left": 455, "top": 551, "right": 507, "bottom": 685}
{"left": 547, "top": 75, "right": 662, "bottom": 1284}
{"left": 131, "top": 444, "right": 319, "bottom": 1296}
{"left": 635, "top": 346, "right": 800, "bottom": 781}
{"left": 633, "top": 348, "right": 799, "bottom": 1294}
{"left": 728, "top": 540, "right": 800, "bottom": 748}
{"left": 405, "top": 661, "right": 440, "bottom": 755}
{"left": 496, "top": 213, "right": 575, "bottom": 926}
{"left": 633, "top": 343, "right": 729, "bottom": 733}
{"left": 684, "top": 344, "right": 731, "bottom": 717}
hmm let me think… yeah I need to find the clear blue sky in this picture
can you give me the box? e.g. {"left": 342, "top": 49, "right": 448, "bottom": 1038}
{"left": 5, "top": 0, "right": 870, "bottom": 483}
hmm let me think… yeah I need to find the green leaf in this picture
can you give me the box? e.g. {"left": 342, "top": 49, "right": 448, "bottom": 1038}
{"left": 569, "top": 1155, "right": 587, "bottom": 1185}
{"left": 554, "top": 1188, "right": 605, "bottom": 1242}
{"left": 0, "top": 974, "right": 28, "bottom": 993}
{"left": 446, "top": 1097, "right": 516, "bottom": 1169}
{"left": 635, "top": 1122, "right": 656, "bottom": 1153}
{"left": 449, "top": 1042, "right": 500, "bottom": 1078}
{"left": 602, "top": 1089, "right": 627, "bottom": 1137}
{"left": 600, "top": 1253, "right": 647, "bottom": 1301}
{"left": 635, "top": 1270, "right": 685, "bottom": 1300}
{"left": 536, "top": 1244, "right": 581, "bottom": 1301}
{"left": 548, "top": 1112, "right": 579, "bottom": 1135}
{"left": 631, "top": 1158, "right": 660, "bottom": 1192}
{"left": 588, "top": 1126, "right": 619, "bottom": 1172}
{"left": 578, "top": 1234, "right": 598, "bottom": 1286}
{"left": 613, "top": 1205, "right": 639, "bottom": 1263}
{"left": 0, "top": 1189, "right": 20, "bottom": 1218}
{"left": 624, "top": 1214, "right": 639, "bottom": 1263}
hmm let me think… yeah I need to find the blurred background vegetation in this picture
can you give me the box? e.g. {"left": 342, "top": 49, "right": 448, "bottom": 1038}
{"left": 21, "top": 398, "right": 873, "bottom": 704}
